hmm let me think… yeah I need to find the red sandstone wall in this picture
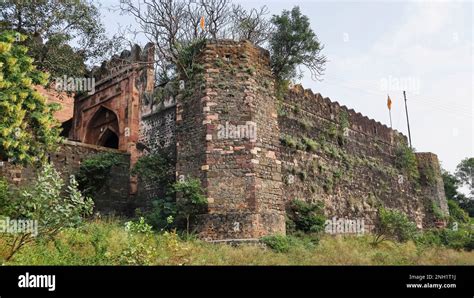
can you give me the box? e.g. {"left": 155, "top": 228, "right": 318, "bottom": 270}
{"left": 35, "top": 85, "right": 74, "bottom": 123}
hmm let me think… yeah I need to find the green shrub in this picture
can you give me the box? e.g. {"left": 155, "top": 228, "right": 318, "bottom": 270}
{"left": 394, "top": 144, "right": 419, "bottom": 181}
{"left": 146, "top": 197, "right": 177, "bottom": 231}
{"left": 1, "top": 164, "right": 93, "bottom": 261}
{"left": 261, "top": 234, "right": 293, "bottom": 253}
{"left": 280, "top": 135, "right": 297, "bottom": 148}
{"left": 447, "top": 200, "right": 469, "bottom": 224}
{"left": 124, "top": 217, "right": 153, "bottom": 235}
{"left": 76, "top": 152, "right": 123, "bottom": 198}
{"left": 375, "top": 207, "right": 417, "bottom": 243}
{"left": 132, "top": 153, "right": 173, "bottom": 187}
{"left": 302, "top": 137, "right": 318, "bottom": 152}
{"left": 286, "top": 199, "right": 326, "bottom": 234}
{"left": 416, "top": 227, "right": 473, "bottom": 251}
{"left": 438, "top": 228, "right": 473, "bottom": 251}
{"left": 172, "top": 179, "right": 208, "bottom": 235}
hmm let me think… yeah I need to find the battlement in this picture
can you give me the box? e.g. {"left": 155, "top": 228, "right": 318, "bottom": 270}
{"left": 285, "top": 84, "right": 407, "bottom": 146}
{"left": 90, "top": 43, "right": 155, "bottom": 84}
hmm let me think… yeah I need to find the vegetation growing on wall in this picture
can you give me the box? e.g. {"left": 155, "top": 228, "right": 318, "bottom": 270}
{"left": 394, "top": 144, "right": 419, "bottom": 181}
{"left": 132, "top": 153, "right": 173, "bottom": 187}
{"left": 286, "top": 199, "right": 326, "bottom": 234}
{"left": 76, "top": 153, "right": 123, "bottom": 198}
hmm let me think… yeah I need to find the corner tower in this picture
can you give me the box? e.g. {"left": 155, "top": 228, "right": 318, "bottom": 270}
{"left": 176, "top": 40, "right": 285, "bottom": 240}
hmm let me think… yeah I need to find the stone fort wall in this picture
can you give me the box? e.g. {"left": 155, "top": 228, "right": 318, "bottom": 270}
{"left": 279, "top": 86, "right": 447, "bottom": 231}
{"left": 0, "top": 40, "right": 448, "bottom": 240}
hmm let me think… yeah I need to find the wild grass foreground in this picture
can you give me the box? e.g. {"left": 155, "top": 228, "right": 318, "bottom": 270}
{"left": 1, "top": 217, "right": 473, "bottom": 266}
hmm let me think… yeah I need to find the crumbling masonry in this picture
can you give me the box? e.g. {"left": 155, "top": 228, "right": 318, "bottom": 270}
{"left": 1, "top": 40, "right": 448, "bottom": 240}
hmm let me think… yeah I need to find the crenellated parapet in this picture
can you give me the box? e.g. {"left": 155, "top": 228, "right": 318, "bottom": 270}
{"left": 284, "top": 84, "right": 407, "bottom": 147}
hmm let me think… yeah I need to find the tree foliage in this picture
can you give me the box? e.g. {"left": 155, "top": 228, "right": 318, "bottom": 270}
{"left": 455, "top": 157, "right": 473, "bottom": 198}
{"left": 0, "top": 0, "right": 123, "bottom": 78}
{"left": 269, "top": 6, "right": 327, "bottom": 81}
{"left": 0, "top": 30, "right": 61, "bottom": 164}
{"left": 443, "top": 166, "right": 474, "bottom": 217}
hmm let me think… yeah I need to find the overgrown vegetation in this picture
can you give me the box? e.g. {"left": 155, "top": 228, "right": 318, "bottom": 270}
{"left": 372, "top": 207, "right": 417, "bottom": 245}
{"left": 286, "top": 199, "right": 326, "bottom": 234}
{"left": 145, "top": 178, "right": 207, "bottom": 235}
{"left": 2, "top": 217, "right": 473, "bottom": 265}
{"left": 76, "top": 153, "right": 123, "bottom": 198}
{"left": 394, "top": 143, "right": 419, "bottom": 181}
{"left": 132, "top": 153, "right": 173, "bottom": 187}
{"left": 0, "top": 164, "right": 93, "bottom": 261}
{"left": 0, "top": 31, "right": 61, "bottom": 164}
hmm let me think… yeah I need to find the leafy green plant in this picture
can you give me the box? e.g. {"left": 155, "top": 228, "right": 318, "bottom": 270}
{"left": 0, "top": 164, "right": 93, "bottom": 261}
{"left": 431, "top": 202, "right": 448, "bottom": 220}
{"left": 394, "top": 144, "right": 419, "bottom": 181}
{"left": 286, "top": 199, "right": 326, "bottom": 234}
{"left": 373, "top": 207, "right": 417, "bottom": 245}
{"left": 175, "top": 38, "right": 206, "bottom": 80}
{"left": 172, "top": 179, "right": 208, "bottom": 235}
{"left": 146, "top": 197, "right": 177, "bottom": 231}
{"left": 447, "top": 200, "right": 469, "bottom": 224}
{"left": 125, "top": 217, "right": 153, "bottom": 235}
{"left": 76, "top": 152, "right": 122, "bottom": 198}
{"left": 261, "top": 234, "right": 293, "bottom": 253}
{"left": 132, "top": 153, "right": 172, "bottom": 187}
{"left": 302, "top": 137, "right": 318, "bottom": 152}
{"left": 280, "top": 134, "right": 297, "bottom": 148}
{"left": 0, "top": 31, "right": 61, "bottom": 164}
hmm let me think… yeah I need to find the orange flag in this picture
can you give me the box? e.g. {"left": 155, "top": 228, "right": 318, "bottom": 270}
{"left": 200, "top": 16, "right": 205, "bottom": 30}
{"left": 387, "top": 95, "right": 392, "bottom": 110}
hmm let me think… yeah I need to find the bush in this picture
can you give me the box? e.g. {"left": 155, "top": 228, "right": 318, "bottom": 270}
{"left": 146, "top": 197, "right": 177, "bottom": 231}
{"left": 261, "top": 235, "right": 293, "bottom": 253}
{"left": 374, "top": 207, "right": 417, "bottom": 244}
{"left": 124, "top": 217, "right": 153, "bottom": 235}
{"left": 172, "top": 179, "right": 208, "bottom": 234}
{"left": 415, "top": 227, "right": 473, "bottom": 251}
{"left": 131, "top": 153, "right": 172, "bottom": 186}
{"left": 394, "top": 144, "right": 419, "bottom": 181}
{"left": 76, "top": 153, "right": 122, "bottom": 198}
{"left": 286, "top": 199, "right": 326, "bottom": 234}
{"left": 0, "top": 164, "right": 93, "bottom": 261}
{"left": 447, "top": 200, "right": 469, "bottom": 224}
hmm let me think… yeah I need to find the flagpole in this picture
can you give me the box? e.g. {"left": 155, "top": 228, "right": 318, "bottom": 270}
{"left": 389, "top": 109, "right": 392, "bottom": 128}
{"left": 403, "top": 90, "right": 413, "bottom": 148}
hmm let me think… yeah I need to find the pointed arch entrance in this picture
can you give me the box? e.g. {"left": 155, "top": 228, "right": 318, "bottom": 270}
{"left": 85, "top": 106, "right": 120, "bottom": 149}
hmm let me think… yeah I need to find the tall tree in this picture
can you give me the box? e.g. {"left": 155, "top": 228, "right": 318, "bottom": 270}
{"left": 118, "top": 0, "right": 272, "bottom": 84}
{"left": 455, "top": 157, "right": 474, "bottom": 198}
{"left": 0, "top": 31, "right": 61, "bottom": 164}
{"left": 0, "top": 0, "right": 122, "bottom": 78}
{"left": 269, "top": 6, "right": 327, "bottom": 81}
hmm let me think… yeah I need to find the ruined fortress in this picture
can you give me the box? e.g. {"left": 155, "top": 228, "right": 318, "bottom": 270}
{"left": 1, "top": 40, "right": 448, "bottom": 240}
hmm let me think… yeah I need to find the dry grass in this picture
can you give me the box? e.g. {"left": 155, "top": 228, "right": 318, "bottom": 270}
{"left": 1, "top": 219, "right": 473, "bottom": 265}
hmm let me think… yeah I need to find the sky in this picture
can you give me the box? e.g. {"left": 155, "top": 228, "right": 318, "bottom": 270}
{"left": 97, "top": 0, "right": 473, "bottom": 174}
